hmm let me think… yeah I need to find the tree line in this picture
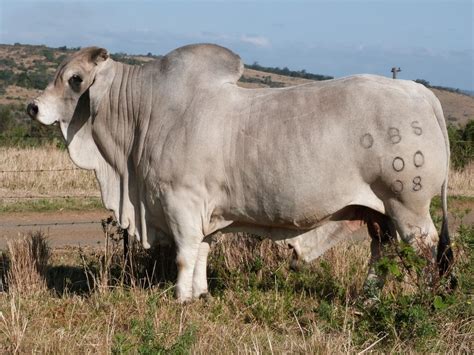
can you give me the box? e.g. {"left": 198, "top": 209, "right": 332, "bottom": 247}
{"left": 245, "top": 62, "right": 333, "bottom": 81}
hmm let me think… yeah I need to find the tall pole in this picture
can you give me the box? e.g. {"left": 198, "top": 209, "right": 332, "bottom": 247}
{"left": 391, "top": 67, "right": 401, "bottom": 79}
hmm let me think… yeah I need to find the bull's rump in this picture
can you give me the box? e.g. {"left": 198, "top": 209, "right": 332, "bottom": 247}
{"left": 217, "top": 75, "right": 447, "bottom": 227}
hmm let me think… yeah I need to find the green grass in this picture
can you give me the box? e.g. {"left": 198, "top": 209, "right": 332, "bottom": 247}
{"left": 0, "top": 197, "right": 104, "bottom": 212}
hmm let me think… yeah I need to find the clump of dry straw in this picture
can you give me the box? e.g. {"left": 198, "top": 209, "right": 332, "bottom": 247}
{"left": 5, "top": 231, "right": 50, "bottom": 295}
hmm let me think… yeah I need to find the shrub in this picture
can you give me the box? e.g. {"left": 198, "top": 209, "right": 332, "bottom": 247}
{"left": 448, "top": 123, "right": 474, "bottom": 169}
{"left": 40, "top": 48, "right": 55, "bottom": 62}
{"left": 0, "top": 105, "right": 14, "bottom": 133}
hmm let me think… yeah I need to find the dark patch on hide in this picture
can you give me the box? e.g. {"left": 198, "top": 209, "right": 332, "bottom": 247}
{"left": 388, "top": 127, "right": 401, "bottom": 144}
{"left": 360, "top": 133, "right": 374, "bottom": 149}
{"left": 411, "top": 121, "right": 423, "bottom": 136}
{"left": 413, "top": 150, "right": 424, "bottom": 167}
{"left": 392, "top": 157, "right": 405, "bottom": 172}
{"left": 412, "top": 176, "right": 422, "bottom": 191}
{"left": 391, "top": 180, "right": 404, "bottom": 194}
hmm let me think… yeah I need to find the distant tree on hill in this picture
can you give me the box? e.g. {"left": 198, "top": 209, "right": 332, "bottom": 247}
{"left": 414, "top": 79, "right": 430, "bottom": 87}
{"left": 462, "top": 120, "right": 474, "bottom": 142}
{"left": 0, "top": 69, "right": 15, "bottom": 83}
{"left": 40, "top": 49, "right": 55, "bottom": 62}
{"left": 110, "top": 53, "right": 143, "bottom": 66}
{"left": 0, "top": 105, "right": 14, "bottom": 133}
{"left": 245, "top": 63, "right": 333, "bottom": 81}
{"left": 414, "top": 78, "right": 464, "bottom": 95}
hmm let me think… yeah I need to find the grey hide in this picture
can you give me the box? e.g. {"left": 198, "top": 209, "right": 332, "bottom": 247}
{"left": 30, "top": 44, "right": 452, "bottom": 301}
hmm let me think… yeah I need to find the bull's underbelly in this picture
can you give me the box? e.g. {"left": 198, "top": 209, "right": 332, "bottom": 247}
{"left": 223, "top": 170, "right": 380, "bottom": 231}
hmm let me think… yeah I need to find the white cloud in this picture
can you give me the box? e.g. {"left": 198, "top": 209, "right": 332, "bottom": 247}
{"left": 240, "top": 35, "right": 270, "bottom": 48}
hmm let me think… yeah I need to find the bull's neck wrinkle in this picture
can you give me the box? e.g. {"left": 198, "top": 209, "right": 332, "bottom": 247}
{"left": 108, "top": 61, "right": 144, "bottom": 154}
{"left": 110, "top": 61, "right": 143, "bottom": 125}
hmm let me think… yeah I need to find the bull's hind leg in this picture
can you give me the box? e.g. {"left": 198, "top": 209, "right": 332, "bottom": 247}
{"left": 363, "top": 212, "right": 396, "bottom": 300}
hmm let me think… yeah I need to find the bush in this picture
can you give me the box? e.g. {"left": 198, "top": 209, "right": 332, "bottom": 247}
{"left": 0, "top": 105, "right": 14, "bottom": 133}
{"left": 448, "top": 123, "right": 474, "bottom": 169}
{"left": 0, "top": 103, "right": 64, "bottom": 148}
{"left": 40, "top": 48, "right": 55, "bottom": 62}
{"left": 0, "top": 58, "right": 16, "bottom": 68}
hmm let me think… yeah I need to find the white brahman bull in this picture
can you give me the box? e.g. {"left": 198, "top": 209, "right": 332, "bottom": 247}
{"left": 27, "top": 44, "right": 454, "bottom": 301}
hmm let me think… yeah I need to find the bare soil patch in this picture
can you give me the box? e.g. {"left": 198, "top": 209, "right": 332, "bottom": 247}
{"left": 0, "top": 209, "right": 110, "bottom": 249}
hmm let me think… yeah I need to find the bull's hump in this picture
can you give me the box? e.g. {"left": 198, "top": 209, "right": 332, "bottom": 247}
{"left": 159, "top": 43, "right": 244, "bottom": 87}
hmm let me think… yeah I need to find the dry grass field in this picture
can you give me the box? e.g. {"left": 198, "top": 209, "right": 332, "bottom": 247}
{"left": 0, "top": 146, "right": 98, "bottom": 199}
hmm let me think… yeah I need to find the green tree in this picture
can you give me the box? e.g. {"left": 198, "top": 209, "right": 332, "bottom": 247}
{"left": 462, "top": 120, "right": 474, "bottom": 141}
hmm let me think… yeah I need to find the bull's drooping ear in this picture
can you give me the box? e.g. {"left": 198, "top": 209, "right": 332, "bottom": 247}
{"left": 88, "top": 47, "right": 115, "bottom": 116}
{"left": 89, "top": 47, "right": 109, "bottom": 64}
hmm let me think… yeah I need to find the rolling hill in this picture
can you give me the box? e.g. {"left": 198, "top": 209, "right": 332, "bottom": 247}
{"left": 0, "top": 43, "right": 473, "bottom": 127}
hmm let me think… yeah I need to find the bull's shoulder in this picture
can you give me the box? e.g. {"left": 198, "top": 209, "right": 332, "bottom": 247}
{"left": 156, "top": 43, "right": 244, "bottom": 87}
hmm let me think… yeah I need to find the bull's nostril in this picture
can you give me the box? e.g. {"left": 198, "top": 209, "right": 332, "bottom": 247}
{"left": 27, "top": 102, "right": 39, "bottom": 118}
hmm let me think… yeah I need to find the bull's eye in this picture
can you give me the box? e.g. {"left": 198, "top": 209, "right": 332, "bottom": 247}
{"left": 68, "top": 74, "right": 83, "bottom": 90}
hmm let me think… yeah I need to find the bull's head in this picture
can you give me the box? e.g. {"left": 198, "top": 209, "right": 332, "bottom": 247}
{"left": 27, "top": 47, "right": 111, "bottom": 130}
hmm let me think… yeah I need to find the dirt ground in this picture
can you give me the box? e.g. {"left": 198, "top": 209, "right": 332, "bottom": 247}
{"left": 0, "top": 209, "right": 111, "bottom": 249}
{"left": 0, "top": 199, "right": 472, "bottom": 251}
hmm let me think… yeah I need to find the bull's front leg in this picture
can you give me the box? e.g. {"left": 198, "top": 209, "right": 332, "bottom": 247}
{"left": 163, "top": 188, "right": 218, "bottom": 302}
{"left": 173, "top": 229, "right": 204, "bottom": 302}
{"left": 163, "top": 193, "right": 206, "bottom": 302}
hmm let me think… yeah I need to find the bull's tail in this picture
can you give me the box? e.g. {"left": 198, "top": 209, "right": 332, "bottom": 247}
{"left": 429, "top": 88, "right": 456, "bottom": 288}
{"left": 437, "top": 180, "right": 454, "bottom": 279}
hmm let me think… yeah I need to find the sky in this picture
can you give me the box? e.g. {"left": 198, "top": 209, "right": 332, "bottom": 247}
{"left": 0, "top": 0, "right": 472, "bottom": 90}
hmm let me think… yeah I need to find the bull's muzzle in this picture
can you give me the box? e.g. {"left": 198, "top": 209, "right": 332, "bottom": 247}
{"left": 26, "top": 102, "right": 39, "bottom": 119}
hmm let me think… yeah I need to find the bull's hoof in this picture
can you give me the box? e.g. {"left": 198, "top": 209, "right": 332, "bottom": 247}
{"left": 290, "top": 258, "right": 301, "bottom": 272}
{"left": 175, "top": 289, "right": 193, "bottom": 304}
{"left": 198, "top": 292, "right": 214, "bottom": 302}
{"left": 176, "top": 297, "right": 193, "bottom": 304}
